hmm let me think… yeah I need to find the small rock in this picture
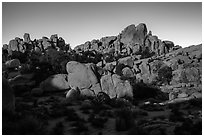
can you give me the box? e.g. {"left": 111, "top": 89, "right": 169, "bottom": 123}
{"left": 31, "top": 88, "right": 44, "bottom": 96}
{"left": 177, "top": 92, "right": 188, "bottom": 98}
{"left": 66, "top": 87, "right": 80, "bottom": 101}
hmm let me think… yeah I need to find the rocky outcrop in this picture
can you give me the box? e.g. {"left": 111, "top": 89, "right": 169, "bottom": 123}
{"left": 2, "top": 24, "right": 201, "bottom": 103}
{"left": 73, "top": 23, "right": 176, "bottom": 57}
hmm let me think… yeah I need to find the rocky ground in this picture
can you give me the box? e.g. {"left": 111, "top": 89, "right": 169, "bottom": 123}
{"left": 2, "top": 23, "right": 202, "bottom": 135}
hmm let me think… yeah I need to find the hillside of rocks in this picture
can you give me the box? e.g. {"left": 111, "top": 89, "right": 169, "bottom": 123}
{"left": 2, "top": 23, "right": 202, "bottom": 135}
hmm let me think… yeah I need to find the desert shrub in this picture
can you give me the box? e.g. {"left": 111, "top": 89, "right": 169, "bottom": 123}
{"left": 115, "top": 108, "right": 135, "bottom": 131}
{"left": 152, "top": 115, "right": 166, "bottom": 120}
{"left": 128, "top": 126, "right": 148, "bottom": 135}
{"left": 103, "top": 53, "right": 114, "bottom": 63}
{"left": 109, "top": 98, "right": 133, "bottom": 108}
{"left": 131, "top": 109, "right": 148, "bottom": 118}
{"left": 157, "top": 65, "right": 173, "bottom": 85}
{"left": 19, "top": 64, "right": 33, "bottom": 74}
{"left": 91, "top": 92, "right": 112, "bottom": 113}
{"left": 132, "top": 82, "right": 168, "bottom": 101}
{"left": 139, "top": 103, "right": 164, "bottom": 111}
{"left": 81, "top": 109, "right": 90, "bottom": 114}
{"left": 71, "top": 121, "right": 88, "bottom": 134}
{"left": 50, "top": 122, "right": 64, "bottom": 135}
{"left": 141, "top": 47, "right": 155, "bottom": 59}
{"left": 3, "top": 115, "right": 47, "bottom": 135}
{"left": 65, "top": 108, "right": 85, "bottom": 122}
{"left": 98, "top": 110, "right": 114, "bottom": 118}
{"left": 92, "top": 92, "right": 111, "bottom": 105}
{"left": 169, "top": 107, "right": 185, "bottom": 122}
{"left": 88, "top": 114, "right": 108, "bottom": 128}
{"left": 174, "top": 119, "right": 202, "bottom": 135}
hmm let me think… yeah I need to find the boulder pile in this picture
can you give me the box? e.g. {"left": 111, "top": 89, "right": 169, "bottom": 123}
{"left": 2, "top": 23, "right": 201, "bottom": 104}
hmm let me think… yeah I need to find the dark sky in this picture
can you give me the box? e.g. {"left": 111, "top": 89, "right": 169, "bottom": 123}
{"left": 2, "top": 2, "right": 202, "bottom": 48}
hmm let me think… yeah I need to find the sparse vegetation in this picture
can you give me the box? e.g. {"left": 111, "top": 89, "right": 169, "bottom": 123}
{"left": 50, "top": 121, "right": 64, "bottom": 135}
{"left": 3, "top": 115, "right": 47, "bottom": 135}
{"left": 115, "top": 108, "right": 135, "bottom": 131}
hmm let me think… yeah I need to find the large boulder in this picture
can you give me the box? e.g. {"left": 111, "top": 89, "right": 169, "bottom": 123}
{"left": 112, "top": 74, "right": 133, "bottom": 98}
{"left": 100, "top": 74, "right": 116, "bottom": 98}
{"left": 66, "top": 87, "right": 80, "bottom": 101}
{"left": 66, "top": 61, "right": 101, "bottom": 94}
{"left": 2, "top": 77, "right": 15, "bottom": 114}
{"left": 118, "top": 56, "right": 134, "bottom": 68}
{"left": 40, "top": 74, "right": 70, "bottom": 92}
{"left": 120, "top": 23, "right": 147, "bottom": 47}
{"left": 100, "top": 74, "right": 133, "bottom": 99}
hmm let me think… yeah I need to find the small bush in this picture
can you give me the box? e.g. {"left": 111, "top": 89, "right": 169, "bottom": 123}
{"left": 132, "top": 82, "right": 167, "bottom": 101}
{"left": 157, "top": 65, "right": 173, "bottom": 85}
